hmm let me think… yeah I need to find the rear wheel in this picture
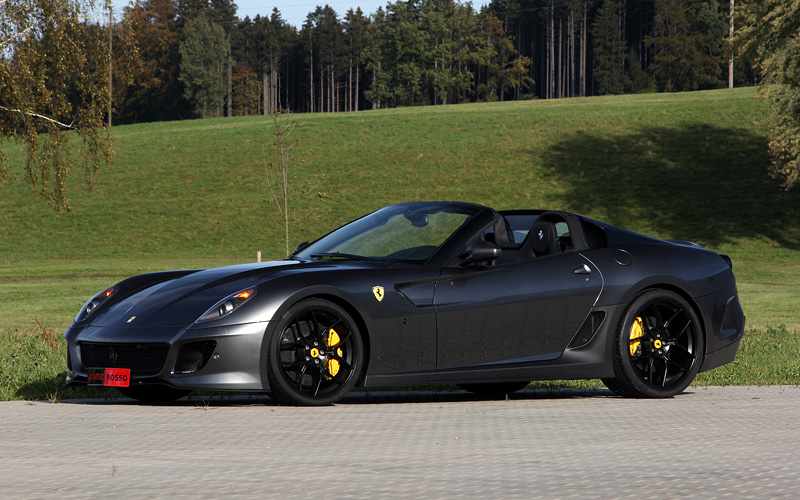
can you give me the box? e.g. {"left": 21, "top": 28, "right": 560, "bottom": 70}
{"left": 458, "top": 381, "right": 529, "bottom": 396}
{"left": 118, "top": 386, "right": 192, "bottom": 403}
{"left": 602, "top": 289, "right": 704, "bottom": 398}
{"left": 267, "top": 298, "right": 364, "bottom": 406}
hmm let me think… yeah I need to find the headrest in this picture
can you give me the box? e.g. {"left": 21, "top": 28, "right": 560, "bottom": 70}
{"left": 490, "top": 217, "right": 515, "bottom": 248}
{"left": 529, "top": 221, "right": 557, "bottom": 255}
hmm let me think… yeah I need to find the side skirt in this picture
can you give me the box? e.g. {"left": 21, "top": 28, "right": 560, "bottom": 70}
{"left": 363, "top": 313, "right": 617, "bottom": 387}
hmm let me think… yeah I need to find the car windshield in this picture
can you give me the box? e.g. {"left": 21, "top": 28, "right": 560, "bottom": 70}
{"left": 294, "top": 202, "right": 482, "bottom": 263}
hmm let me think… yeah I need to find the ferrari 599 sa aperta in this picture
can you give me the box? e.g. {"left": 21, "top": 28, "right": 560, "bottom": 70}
{"left": 65, "top": 202, "right": 745, "bottom": 405}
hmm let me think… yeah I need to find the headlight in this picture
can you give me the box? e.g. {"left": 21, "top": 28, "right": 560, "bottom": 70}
{"left": 75, "top": 287, "right": 117, "bottom": 322}
{"left": 196, "top": 287, "right": 258, "bottom": 323}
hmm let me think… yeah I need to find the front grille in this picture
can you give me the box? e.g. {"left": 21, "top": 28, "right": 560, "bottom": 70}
{"left": 174, "top": 340, "right": 217, "bottom": 374}
{"left": 80, "top": 342, "right": 169, "bottom": 376}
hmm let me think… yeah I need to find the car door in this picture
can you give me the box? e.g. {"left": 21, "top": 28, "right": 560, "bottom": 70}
{"left": 433, "top": 253, "right": 602, "bottom": 370}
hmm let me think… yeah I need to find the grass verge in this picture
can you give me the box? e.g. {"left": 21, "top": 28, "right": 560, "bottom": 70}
{"left": 1, "top": 88, "right": 798, "bottom": 400}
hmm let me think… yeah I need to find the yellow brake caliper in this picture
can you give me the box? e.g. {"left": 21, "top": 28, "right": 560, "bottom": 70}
{"left": 629, "top": 317, "right": 644, "bottom": 357}
{"left": 325, "top": 328, "right": 344, "bottom": 378}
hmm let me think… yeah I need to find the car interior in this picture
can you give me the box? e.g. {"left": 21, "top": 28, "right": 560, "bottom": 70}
{"left": 480, "top": 210, "right": 606, "bottom": 265}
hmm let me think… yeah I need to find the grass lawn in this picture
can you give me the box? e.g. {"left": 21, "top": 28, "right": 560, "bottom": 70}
{"left": 1, "top": 87, "right": 798, "bottom": 400}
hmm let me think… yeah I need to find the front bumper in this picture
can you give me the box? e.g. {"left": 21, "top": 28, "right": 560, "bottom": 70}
{"left": 65, "top": 321, "right": 270, "bottom": 391}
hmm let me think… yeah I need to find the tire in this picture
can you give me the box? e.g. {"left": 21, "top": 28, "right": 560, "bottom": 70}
{"left": 602, "top": 289, "right": 704, "bottom": 398}
{"left": 118, "top": 385, "right": 192, "bottom": 403}
{"left": 458, "top": 381, "right": 530, "bottom": 396}
{"left": 266, "top": 298, "right": 364, "bottom": 406}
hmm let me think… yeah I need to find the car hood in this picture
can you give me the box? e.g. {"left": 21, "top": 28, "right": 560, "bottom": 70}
{"left": 90, "top": 259, "right": 386, "bottom": 329}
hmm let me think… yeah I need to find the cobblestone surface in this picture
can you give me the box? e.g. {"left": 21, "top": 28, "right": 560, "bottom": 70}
{"left": 1, "top": 386, "right": 798, "bottom": 499}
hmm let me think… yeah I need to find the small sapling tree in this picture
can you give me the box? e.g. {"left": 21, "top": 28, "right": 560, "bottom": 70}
{"left": 262, "top": 112, "right": 325, "bottom": 256}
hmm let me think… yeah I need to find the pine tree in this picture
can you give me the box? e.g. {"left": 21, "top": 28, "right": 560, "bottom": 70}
{"left": 179, "top": 16, "right": 228, "bottom": 117}
{"left": 362, "top": 8, "right": 391, "bottom": 109}
{"left": 343, "top": 8, "right": 370, "bottom": 111}
{"left": 647, "top": 0, "right": 725, "bottom": 91}
{"left": 316, "top": 6, "right": 343, "bottom": 113}
{"left": 117, "top": 0, "right": 190, "bottom": 124}
{"left": 592, "top": 0, "right": 627, "bottom": 95}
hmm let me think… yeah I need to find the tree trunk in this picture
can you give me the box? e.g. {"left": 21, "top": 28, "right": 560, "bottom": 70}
{"left": 547, "top": 0, "right": 556, "bottom": 99}
{"left": 227, "top": 40, "right": 232, "bottom": 117}
{"left": 372, "top": 64, "right": 378, "bottom": 109}
{"left": 581, "top": 3, "right": 587, "bottom": 97}
{"left": 434, "top": 49, "right": 438, "bottom": 105}
{"left": 558, "top": 18, "right": 562, "bottom": 98}
{"left": 286, "top": 58, "right": 290, "bottom": 111}
{"left": 530, "top": 36, "right": 535, "bottom": 98}
{"left": 570, "top": 9, "right": 575, "bottom": 97}
{"left": 620, "top": 0, "right": 626, "bottom": 88}
{"left": 309, "top": 30, "right": 314, "bottom": 113}
{"left": 271, "top": 67, "right": 278, "bottom": 113}
{"left": 729, "top": 0, "right": 734, "bottom": 88}
{"left": 499, "top": 41, "right": 505, "bottom": 102}
{"left": 349, "top": 58, "right": 353, "bottom": 112}
{"left": 108, "top": 7, "right": 113, "bottom": 127}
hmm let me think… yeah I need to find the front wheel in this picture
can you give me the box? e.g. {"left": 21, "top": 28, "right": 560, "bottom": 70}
{"left": 267, "top": 298, "right": 364, "bottom": 406}
{"left": 602, "top": 289, "right": 704, "bottom": 398}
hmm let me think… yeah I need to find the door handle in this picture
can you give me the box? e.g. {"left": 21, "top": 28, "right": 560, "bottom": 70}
{"left": 573, "top": 264, "right": 591, "bottom": 275}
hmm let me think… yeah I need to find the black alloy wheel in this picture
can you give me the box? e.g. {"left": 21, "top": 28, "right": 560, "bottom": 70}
{"left": 267, "top": 298, "right": 364, "bottom": 406}
{"left": 603, "top": 289, "right": 704, "bottom": 398}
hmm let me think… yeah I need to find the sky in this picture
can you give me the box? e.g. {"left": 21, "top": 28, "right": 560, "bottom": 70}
{"left": 110, "top": 0, "right": 390, "bottom": 28}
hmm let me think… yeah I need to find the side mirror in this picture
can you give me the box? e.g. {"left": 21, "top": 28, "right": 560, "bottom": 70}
{"left": 293, "top": 241, "right": 310, "bottom": 254}
{"left": 459, "top": 240, "right": 502, "bottom": 266}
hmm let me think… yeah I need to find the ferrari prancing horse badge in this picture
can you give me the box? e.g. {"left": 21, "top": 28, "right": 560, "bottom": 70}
{"left": 372, "top": 286, "right": 384, "bottom": 302}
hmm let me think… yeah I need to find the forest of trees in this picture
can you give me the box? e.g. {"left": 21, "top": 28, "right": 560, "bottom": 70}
{"left": 5, "top": 0, "right": 800, "bottom": 212}
{"left": 109, "top": 0, "right": 755, "bottom": 124}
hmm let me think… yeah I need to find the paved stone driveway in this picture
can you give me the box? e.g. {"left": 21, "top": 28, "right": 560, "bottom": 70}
{"left": 1, "top": 386, "right": 798, "bottom": 499}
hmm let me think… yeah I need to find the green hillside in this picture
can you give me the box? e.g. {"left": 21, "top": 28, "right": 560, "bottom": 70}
{"left": 1, "top": 87, "right": 799, "bottom": 399}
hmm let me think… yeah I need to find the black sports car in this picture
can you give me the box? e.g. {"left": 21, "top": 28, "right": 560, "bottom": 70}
{"left": 65, "top": 202, "right": 745, "bottom": 405}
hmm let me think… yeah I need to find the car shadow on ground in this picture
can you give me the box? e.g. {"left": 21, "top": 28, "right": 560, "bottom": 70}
{"left": 51, "top": 387, "right": 698, "bottom": 407}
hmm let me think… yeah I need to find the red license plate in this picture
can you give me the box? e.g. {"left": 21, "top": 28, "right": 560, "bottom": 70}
{"left": 87, "top": 368, "right": 131, "bottom": 387}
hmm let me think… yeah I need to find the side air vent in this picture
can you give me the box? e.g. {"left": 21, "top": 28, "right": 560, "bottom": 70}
{"left": 568, "top": 311, "right": 606, "bottom": 349}
{"left": 173, "top": 341, "right": 217, "bottom": 374}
